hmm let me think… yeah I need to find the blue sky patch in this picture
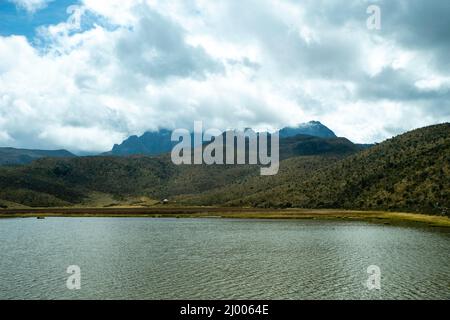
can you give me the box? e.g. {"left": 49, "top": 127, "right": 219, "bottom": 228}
{"left": 0, "top": 0, "right": 79, "bottom": 40}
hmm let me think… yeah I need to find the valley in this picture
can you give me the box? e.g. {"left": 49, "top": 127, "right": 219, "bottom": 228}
{"left": 0, "top": 123, "right": 449, "bottom": 217}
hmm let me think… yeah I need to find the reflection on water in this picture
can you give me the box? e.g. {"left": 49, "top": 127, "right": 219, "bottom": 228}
{"left": 0, "top": 218, "right": 449, "bottom": 300}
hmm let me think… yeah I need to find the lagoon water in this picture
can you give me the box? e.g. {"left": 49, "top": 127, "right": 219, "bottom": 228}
{"left": 0, "top": 217, "right": 449, "bottom": 300}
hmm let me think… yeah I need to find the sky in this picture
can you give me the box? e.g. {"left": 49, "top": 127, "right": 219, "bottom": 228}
{"left": 0, "top": 0, "right": 449, "bottom": 153}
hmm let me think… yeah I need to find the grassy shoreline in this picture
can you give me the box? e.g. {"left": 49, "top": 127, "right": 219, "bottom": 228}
{"left": 0, "top": 207, "right": 449, "bottom": 228}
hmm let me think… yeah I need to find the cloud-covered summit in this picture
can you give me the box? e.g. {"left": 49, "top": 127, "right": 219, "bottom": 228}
{"left": 0, "top": 0, "right": 449, "bottom": 153}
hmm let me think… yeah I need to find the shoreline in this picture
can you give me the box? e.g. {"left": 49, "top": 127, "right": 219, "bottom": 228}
{"left": 0, "top": 207, "right": 449, "bottom": 228}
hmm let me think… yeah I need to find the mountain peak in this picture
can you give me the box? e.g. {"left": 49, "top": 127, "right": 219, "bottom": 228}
{"left": 280, "top": 121, "right": 337, "bottom": 139}
{"left": 107, "top": 121, "right": 337, "bottom": 156}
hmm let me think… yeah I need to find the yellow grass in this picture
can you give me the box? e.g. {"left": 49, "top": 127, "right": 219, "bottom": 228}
{"left": 0, "top": 207, "right": 449, "bottom": 228}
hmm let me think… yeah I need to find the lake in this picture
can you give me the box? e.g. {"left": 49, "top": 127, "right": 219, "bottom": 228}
{"left": 0, "top": 217, "right": 449, "bottom": 300}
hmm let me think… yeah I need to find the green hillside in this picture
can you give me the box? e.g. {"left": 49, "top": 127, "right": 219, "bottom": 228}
{"left": 0, "top": 124, "right": 448, "bottom": 215}
{"left": 0, "top": 134, "right": 353, "bottom": 207}
{"left": 186, "top": 123, "right": 449, "bottom": 215}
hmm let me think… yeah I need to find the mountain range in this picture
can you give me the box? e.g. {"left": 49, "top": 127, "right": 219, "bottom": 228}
{"left": 0, "top": 147, "right": 75, "bottom": 166}
{"left": 0, "top": 122, "right": 448, "bottom": 215}
{"left": 104, "top": 129, "right": 175, "bottom": 156}
{"left": 279, "top": 121, "right": 337, "bottom": 139}
{"left": 105, "top": 121, "right": 337, "bottom": 156}
{"left": 0, "top": 121, "right": 338, "bottom": 164}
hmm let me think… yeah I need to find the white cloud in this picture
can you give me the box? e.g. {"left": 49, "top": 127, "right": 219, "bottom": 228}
{"left": 8, "top": 0, "right": 53, "bottom": 13}
{"left": 415, "top": 77, "right": 450, "bottom": 92}
{"left": 38, "top": 125, "right": 125, "bottom": 153}
{"left": 0, "top": 0, "right": 449, "bottom": 152}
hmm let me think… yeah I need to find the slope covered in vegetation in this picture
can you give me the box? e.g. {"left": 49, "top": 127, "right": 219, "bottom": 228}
{"left": 0, "top": 124, "right": 448, "bottom": 215}
{"left": 187, "top": 123, "right": 449, "bottom": 215}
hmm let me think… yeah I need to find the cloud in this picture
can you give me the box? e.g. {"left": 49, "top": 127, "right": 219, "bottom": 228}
{"left": 8, "top": 0, "right": 54, "bottom": 13}
{"left": 114, "top": 8, "right": 223, "bottom": 82}
{"left": 0, "top": 0, "right": 449, "bottom": 153}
